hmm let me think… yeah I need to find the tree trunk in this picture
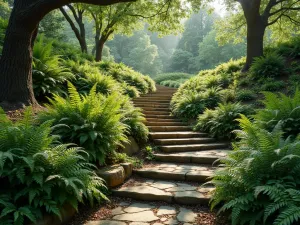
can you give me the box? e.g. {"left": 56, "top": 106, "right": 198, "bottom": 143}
{"left": 95, "top": 38, "right": 106, "bottom": 62}
{"left": 243, "top": 19, "right": 266, "bottom": 71}
{"left": 0, "top": 2, "right": 39, "bottom": 108}
{"left": 78, "top": 22, "right": 88, "bottom": 53}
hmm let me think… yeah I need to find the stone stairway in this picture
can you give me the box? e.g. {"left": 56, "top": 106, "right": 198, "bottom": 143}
{"left": 113, "top": 85, "right": 230, "bottom": 205}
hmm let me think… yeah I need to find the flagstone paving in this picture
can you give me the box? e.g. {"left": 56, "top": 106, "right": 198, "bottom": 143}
{"left": 79, "top": 85, "right": 230, "bottom": 225}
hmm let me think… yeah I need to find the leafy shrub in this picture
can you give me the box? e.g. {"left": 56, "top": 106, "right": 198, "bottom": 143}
{"left": 261, "top": 79, "right": 285, "bottom": 91}
{"left": 32, "top": 36, "right": 74, "bottom": 99}
{"left": 195, "top": 102, "right": 252, "bottom": 139}
{"left": 154, "top": 73, "right": 193, "bottom": 83}
{"left": 171, "top": 88, "right": 221, "bottom": 119}
{"left": 38, "top": 83, "right": 127, "bottom": 164}
{"left": 255, "top": 90, "right": 300, "bottom": 138}
{"left": 160, "top": 80, "right": 182, "bottom": 88}
{"left": 220, "top": 89, "right": 236, "bottom": 103}
{"left": 211, "top": 116, "right": 300, "bottom": 225}
{"left": 276, "top": 36, "right": 300, "bottom": 58}
{"left": 236, "top": 89, "right": 256, "bottom": 102}
{"left": 97, "top": 62, "right": 156, "bottom": 94}
{"left": 250, "top": 53, "right": 286, "bottom": 79}
{"left": 119, "top": 96, "right": 149, "bottom": 144}
{"left": 0, "top": 108, "right": 105, "bottom": 225}
{"left": 205, "top": 76, "right": 220, "bottom": 88}
{"left": 64, "top": 61, "right": 122, "bottom": 96}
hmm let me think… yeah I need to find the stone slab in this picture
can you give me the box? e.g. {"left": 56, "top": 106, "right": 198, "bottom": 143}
{"left": 113, "top": 211, "right": 159, "bottom": 222}
{"left": 85, "top": 221, "right": 126, "bottom": 225}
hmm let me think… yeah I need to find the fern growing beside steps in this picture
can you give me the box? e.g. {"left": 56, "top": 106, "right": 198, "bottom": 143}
{"left": 210, "top": 115, "right": 300, "bottom": 225}
{"left": 38, "top": 82, "right": 128, "bottom": 164}
{"left": 0, "top": 108, "right": 106, "bottom": 225}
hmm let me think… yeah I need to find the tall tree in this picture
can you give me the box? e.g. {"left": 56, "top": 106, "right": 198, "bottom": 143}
{"left": 60, "top": 4, "right": 88, "bottom": 53}
{"left": 0, "top": 0, "right": 134, "bottom": 109}
{"left": 177, "top": 9, "right": 217, "bottom": 56}
{"left": 218, "top": 0, "right": 300, "bottom": 70}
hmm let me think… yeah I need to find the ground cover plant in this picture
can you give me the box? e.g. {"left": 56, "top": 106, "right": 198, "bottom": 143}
{"left": 172, "top": 37, "right": 300, "bottom": 139}
{"left": 0, "top": 108, "right": 105, "bottom": 225}
{"left": 210, "top": 114, "right": 300, "bottom": 225}
{"left": 38, "top": 83, "right": 128, "bottom": 164}
{"left": 154, "top": 73, "right": 194, "bottom": 88}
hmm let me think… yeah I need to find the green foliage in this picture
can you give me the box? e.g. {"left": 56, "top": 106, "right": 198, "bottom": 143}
{"left": 195, "top": 102, "right": 252, "bottom": 139}
{"left": 32, "top": 36, "right": 74, "bottom": 99}
{"left": 38, "top": 83, "right": 127, "bottom": 164}
{"left": 144, "top": 146, "right": 155, "bottom": 160}
{"left": 0, "top": 108, "right": 105, "bottom": 225}
{"left": 250, "top": 53, "right": 286, "bottom": 79}
{"left": 171, "top": 88, "right": 221, "bottom": 119}
{"left": 211, "top": 115, "right": 300, "bottom": 225}
{"left": 98, "top": 61, "right": 156, "bottom": 95}
{"left": 0, "top": 18, "right": 8, "bottom": 52}
{"left": 111, "top": 152, "right": 143, "bottom": 168}
{"left": 154, "top": 73, "right": 193, "bottom": 83}
{"left": 236, "top": 90, "right": 257, "bottom": 102}
{"left": 160, "top": 80, "right": 182, "bottom": 88}
{"left": 275, "top": 36, "right": 300, "bottom": 58}
{"left": 255, "top": 90, "right": 300, "bottom": 138}
{"left": 119, "top": 96, "right": 149, "bottom": 145}
{"left": 261, "top": 79, "right": 286, "bottom": 91}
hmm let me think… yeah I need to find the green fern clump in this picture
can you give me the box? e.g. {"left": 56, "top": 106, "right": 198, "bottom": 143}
{"left": 154, "top": 73, "right": 193, "bottom": 83}
{"left": 195, "top": 102, "right": 252, "bottom": 139}
{"left": 250, "top": 53, "right": 286, "bottom": 79}
{"left": 255, "top": 90, "right": 300, "bottom": 138}
{"left": 32, "top": 36, "right": 74, "bottom": 100}
{"left": 97, "top": 62, "right": 155, "bottom": 94}
{"left": 38, "top": 83, "right": 128, "bottom": 164}
{"left": 0, "top": 108, "right": 105, "bottom": 225}
{"left": 261, "top": 79, "right": 285, "bottom": 91}
{"left": 171, "top": 88, "right": 221, "bottom": 119}
{"left": 119, "top": 96, "right": 149, "bottom": 145}
{"left": 211, "top": 116, "right": 300, "bottom": 225}
{"left": 236, "top": 89, "right": 257, "bottom": 102}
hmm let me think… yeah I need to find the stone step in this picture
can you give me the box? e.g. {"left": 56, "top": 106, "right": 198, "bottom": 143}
{"left": 143, "top": 111, "right": 171, "bottom": 115}
{"left": 160, "top": 143, "right": 229, "bottom": 153}
{"left": 145, "top": 121, "right": 186, "bottom": 126}
{"left": 133, "top": 163, "right": 214, "bottom": 182}
{"left": 134, "top": 96, "right": 172, "bottom": 99}
{"left": 146, "top": 118, "right": 181, "bottom": 122}
{"left": 150, "top": 131, "right": 208, "bottom": 139}
{"left": 140, "top": 94, "right": 175, "bottom": 97}
{"left": 113, "top": 179, "right": 213, "bottom": 205}
{"left": 153, "top": 137, "right": 215, "bottom": 145}
{"left": 134, "top": 103, "right": 170, "bottom": 108}
{"left": 133, "top": 99, "right": 171, "bottom": 104}
{"left": 141, "top": 107, "right": 170, "bottom": 112}
{"left": 148, "top": 126, "right": 192, "bottom": 132}
{"left": 154, "top": 150, "right": 230, "bottom": 164}
{"left": 146, "top": 115, "right": 175, "bottom": 119}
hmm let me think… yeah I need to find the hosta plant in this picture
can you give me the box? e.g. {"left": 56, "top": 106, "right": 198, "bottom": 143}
{"left": 210, "top": 116, "right": 300, "bottom": 225}
{"left": 0, "top": 108, "right": 105, "bottom": 225}
{"left": 38, "top": 83, "right": 127, "bottom": 164}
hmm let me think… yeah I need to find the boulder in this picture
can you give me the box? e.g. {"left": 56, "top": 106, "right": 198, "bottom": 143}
{"left": 97, "top": 165, "right": 125, "bottom": 188}
{"left": 120, "top": 163, "right": 133, "bottom": 179}
{"left": 122, "top": 136, "right": 140, "bottom": 156}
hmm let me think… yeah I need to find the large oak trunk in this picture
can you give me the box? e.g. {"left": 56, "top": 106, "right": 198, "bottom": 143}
{"left": 243, "top": 20, "right": 266, "bottom": 71}
{"left": 0, "top": 1, "right": 39, "bottom": 107}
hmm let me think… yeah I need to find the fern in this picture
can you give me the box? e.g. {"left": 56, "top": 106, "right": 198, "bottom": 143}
{"left": 0, "top": 108, "right": 106, "bottom": 225}
{"left": 38, "top": 83, "right": 128, "bottom": 164}
{"left": 211, "top": 116, "right": 300, "bottom": 225}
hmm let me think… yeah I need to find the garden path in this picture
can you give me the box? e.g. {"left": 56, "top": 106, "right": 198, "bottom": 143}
{"left": 83, "top": 85, "right": 231, "bottom": 225}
